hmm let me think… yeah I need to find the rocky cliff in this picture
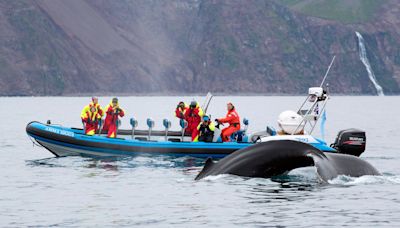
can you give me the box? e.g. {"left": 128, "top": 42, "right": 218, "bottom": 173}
{"left": 1, "top": 0, "right": 399, "bottom": 95}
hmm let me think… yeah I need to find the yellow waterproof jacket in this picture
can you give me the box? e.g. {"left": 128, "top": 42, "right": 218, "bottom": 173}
{"left": 81, "top": 102, "right": 103, "bottom": 122}
{"left": 193, "top": 121, "right": 215, "bottom": 142}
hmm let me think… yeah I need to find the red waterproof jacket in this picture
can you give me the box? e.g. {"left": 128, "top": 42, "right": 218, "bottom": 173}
{"left": 175, "top": 105, "right": 188, "bottom": 119}
{"left": 184, "top": 104, "right": 204, "bottom": 134}
{"left": 103, "top": 103, "right": 125, "bottom": 130}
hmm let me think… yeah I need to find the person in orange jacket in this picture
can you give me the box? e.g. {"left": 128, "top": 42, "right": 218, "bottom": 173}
{"left": 175, "top": 101, "right": 188, "bottom": 120}
{"left": 80, "top": 97, "right": 104, "bottom": 135}
{"left": 103, "top": 97, "right": 125, "bottom": 138}
{"left": 217, "top": 102, "right": 240, "bottom": 142}
{"left": 184, "top": 101, "right": 204, "bottom": 140}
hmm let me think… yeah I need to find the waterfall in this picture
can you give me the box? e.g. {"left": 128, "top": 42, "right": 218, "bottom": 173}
{"left": 355, "top": 31, "right": 384, "bottom": 96}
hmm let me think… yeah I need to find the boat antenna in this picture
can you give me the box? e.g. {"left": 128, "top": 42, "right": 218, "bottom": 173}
{"left": 202, "top": 92, "right": 214, "bottom": 114}
{"left": 320, "top": 55, "right": 336, "bottom": 87}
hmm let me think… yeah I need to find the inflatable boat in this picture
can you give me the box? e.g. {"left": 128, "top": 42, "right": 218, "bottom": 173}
{"left": 26, "top": 121, "right": 251, "bottom": 158}
{"left": 26, "top": 85, "right": 367, "bottom": 159}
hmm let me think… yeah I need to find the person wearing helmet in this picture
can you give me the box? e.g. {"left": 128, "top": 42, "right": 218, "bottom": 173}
{"left": 184, "top": 100, "right": 204, "bottom": 140}
{"left": 194, "top": 115, "right": 215, "bottom": 142}
{"left": 103, "top": 97, "right": 125, "bottom": 138}
{"left": 80, "top": 97, "right": 104, "bottom": 135}
{"left": 175, "top": 101, "right": 188, "bottom": 120}
{"left": 217, "top": 102, "right": 240, "bottom": 142}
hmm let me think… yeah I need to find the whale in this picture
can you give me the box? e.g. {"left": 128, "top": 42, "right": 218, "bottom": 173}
{"left": 195, "top": 140, "right": 380, "bottom": 181}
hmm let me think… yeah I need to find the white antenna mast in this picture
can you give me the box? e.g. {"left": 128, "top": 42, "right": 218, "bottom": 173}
{"left": 320, "top": 55, "right": 336, "bottom": 87}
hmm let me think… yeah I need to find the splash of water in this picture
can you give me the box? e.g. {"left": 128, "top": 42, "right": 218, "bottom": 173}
{"left": 328, "top": 174, "right": 400, "bottom": 185}
{"left": 355, "top": 31, "right": 385, "bottom": 96}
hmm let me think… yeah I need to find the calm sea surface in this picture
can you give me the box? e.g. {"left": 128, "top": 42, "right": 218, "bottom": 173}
{"left": 0, "top": 96, "right": 399, "bottom": 227}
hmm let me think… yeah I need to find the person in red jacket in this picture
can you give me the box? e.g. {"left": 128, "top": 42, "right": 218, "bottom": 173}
{"left": 217, "top": 102, "right": 240, "bottom": 142}
{"left": 80, "top": 97, "right": 104, "bottom": 135}
{"left": 103, "top": 97, "right": 125, "bottom": 138}
{"left": 184, "top": 101, "right": 204, "bottom": 140}
{"left": 175, "top": 101, "right": 188, "bottom": 120}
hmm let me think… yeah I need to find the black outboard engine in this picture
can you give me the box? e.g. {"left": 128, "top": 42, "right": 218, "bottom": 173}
{"left": 331, "top": 129, "right": 366, "bottom": 157}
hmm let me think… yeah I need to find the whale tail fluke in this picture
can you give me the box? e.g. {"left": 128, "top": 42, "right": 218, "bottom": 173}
{"left": 313, "top": 153, "right": 380, "bottom": 181}
{"left": 195, "top": 140, "right": 380, "bottom": 182}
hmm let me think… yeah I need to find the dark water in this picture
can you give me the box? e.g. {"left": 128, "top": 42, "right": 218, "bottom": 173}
{"left": 1, "top": 96, "right": 399, "bottom": 227}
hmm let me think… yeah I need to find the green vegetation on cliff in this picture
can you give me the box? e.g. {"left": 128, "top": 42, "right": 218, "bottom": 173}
{"left": 279, "top": 0, "right": 386, "bottom": 23}
{"left": 0, "top": 0, "right": 399, "bottom": 95}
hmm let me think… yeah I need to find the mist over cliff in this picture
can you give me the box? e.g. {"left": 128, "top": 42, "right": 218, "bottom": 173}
{"left": 1, "top": 0, "right": 400, "bottom": 96}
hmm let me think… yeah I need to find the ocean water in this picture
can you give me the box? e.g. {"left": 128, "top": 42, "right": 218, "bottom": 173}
{"left": 0, "top": 96, "right": 399, "bottom": 227}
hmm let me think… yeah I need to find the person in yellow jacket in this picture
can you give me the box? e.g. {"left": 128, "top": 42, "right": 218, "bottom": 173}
{"left": 193, "top": 115, "right": 215, "bottom": 142}
{"left": 80, "top": 97, "right": 104, "bottom": 135}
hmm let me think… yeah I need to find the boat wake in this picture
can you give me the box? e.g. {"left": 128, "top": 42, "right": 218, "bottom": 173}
{"left": 196, "top": 170, "right": 400, "bottom": 188}
{"left": 328, "top": 173, "right": 400, "bottom": 185}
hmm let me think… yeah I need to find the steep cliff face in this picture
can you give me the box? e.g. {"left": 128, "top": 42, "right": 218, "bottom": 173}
{"left": 0, "top": 0, "right": 399, "bottom": 95}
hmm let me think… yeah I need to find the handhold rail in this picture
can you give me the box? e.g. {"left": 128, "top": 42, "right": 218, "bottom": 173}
{"left": 180, "top": 119, "right": 188, "bottom": 141}
{"left": 163, "top": 118, "right": 171, "bottom": 141}
{"left": 147, "top": 118, "right": 155, "bottom": 140}
{"left": 130, "top": 117, "right": 138, "bottom": 139}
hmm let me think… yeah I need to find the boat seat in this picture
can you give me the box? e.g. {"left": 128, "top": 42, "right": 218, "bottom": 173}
{"left": 230, "top": 130, "right": 246, "bottom": 142}
{"left": 168, "top": 138, "right": 181, "bottom": 142}
{"left": 135, "top": 137, "right": 148, "bottom": 141}
{"left": 230, "top": 118, "right": 249, "bottom": 142}
{"left": 266, "top": 126, "right": 276, "bottom": 136}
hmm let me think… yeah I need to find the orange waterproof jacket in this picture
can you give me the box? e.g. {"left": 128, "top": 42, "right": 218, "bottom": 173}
{"left": 218, "top": 109, "right": 240, "bottom": 126}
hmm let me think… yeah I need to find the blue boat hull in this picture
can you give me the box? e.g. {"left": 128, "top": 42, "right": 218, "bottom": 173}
{"left": 26, "top": 122, "right": 250, "bottom": 158}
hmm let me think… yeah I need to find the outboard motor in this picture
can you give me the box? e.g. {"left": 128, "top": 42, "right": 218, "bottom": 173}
{"left": 331, "top": 129, "right": 366, "bottom": 157}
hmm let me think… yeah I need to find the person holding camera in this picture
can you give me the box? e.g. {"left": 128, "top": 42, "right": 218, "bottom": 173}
{"left": 103, "top": 97, "right": 125, "bottom": 138}
{"left": 194, "top": 115, "right": 215, "bottom": 142}
{"left": 81, "top": 96, "right": 103, "bottom": 135}
{"left": 184, "top": 101, "right": 204, "bottom": 140}
{"left": 175, "top": 101, "right": 188, "bottom": 120}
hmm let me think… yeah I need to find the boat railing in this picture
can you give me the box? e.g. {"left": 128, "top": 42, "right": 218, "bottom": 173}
{"left": 293, "top": 86, "right": 329, "bottom": 135}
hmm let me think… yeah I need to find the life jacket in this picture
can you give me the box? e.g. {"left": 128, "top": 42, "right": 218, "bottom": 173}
{"left": 103, "top": 101, "right": 125, "bottom": 130}
{"left": 184, "top": 102, "right": 204, "bottom": 132}
{"left": 175, "top": 104, "right": 188, "bottom": 119}
{"left": 219, "top": 108, "right": 240, "bottom": 127}
{"left": 193, "top": 121, "right": 215, "bottom": 142}
{"left": 81, "top": 102, "right": 103, "bottom": 122}
{"left": 198, "top": 122, "right": 215, "bottom": 136}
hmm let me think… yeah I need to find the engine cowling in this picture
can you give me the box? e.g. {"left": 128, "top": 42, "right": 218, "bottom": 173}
{"left": 331, "top": 129, "right": 366, "bottom": 157}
